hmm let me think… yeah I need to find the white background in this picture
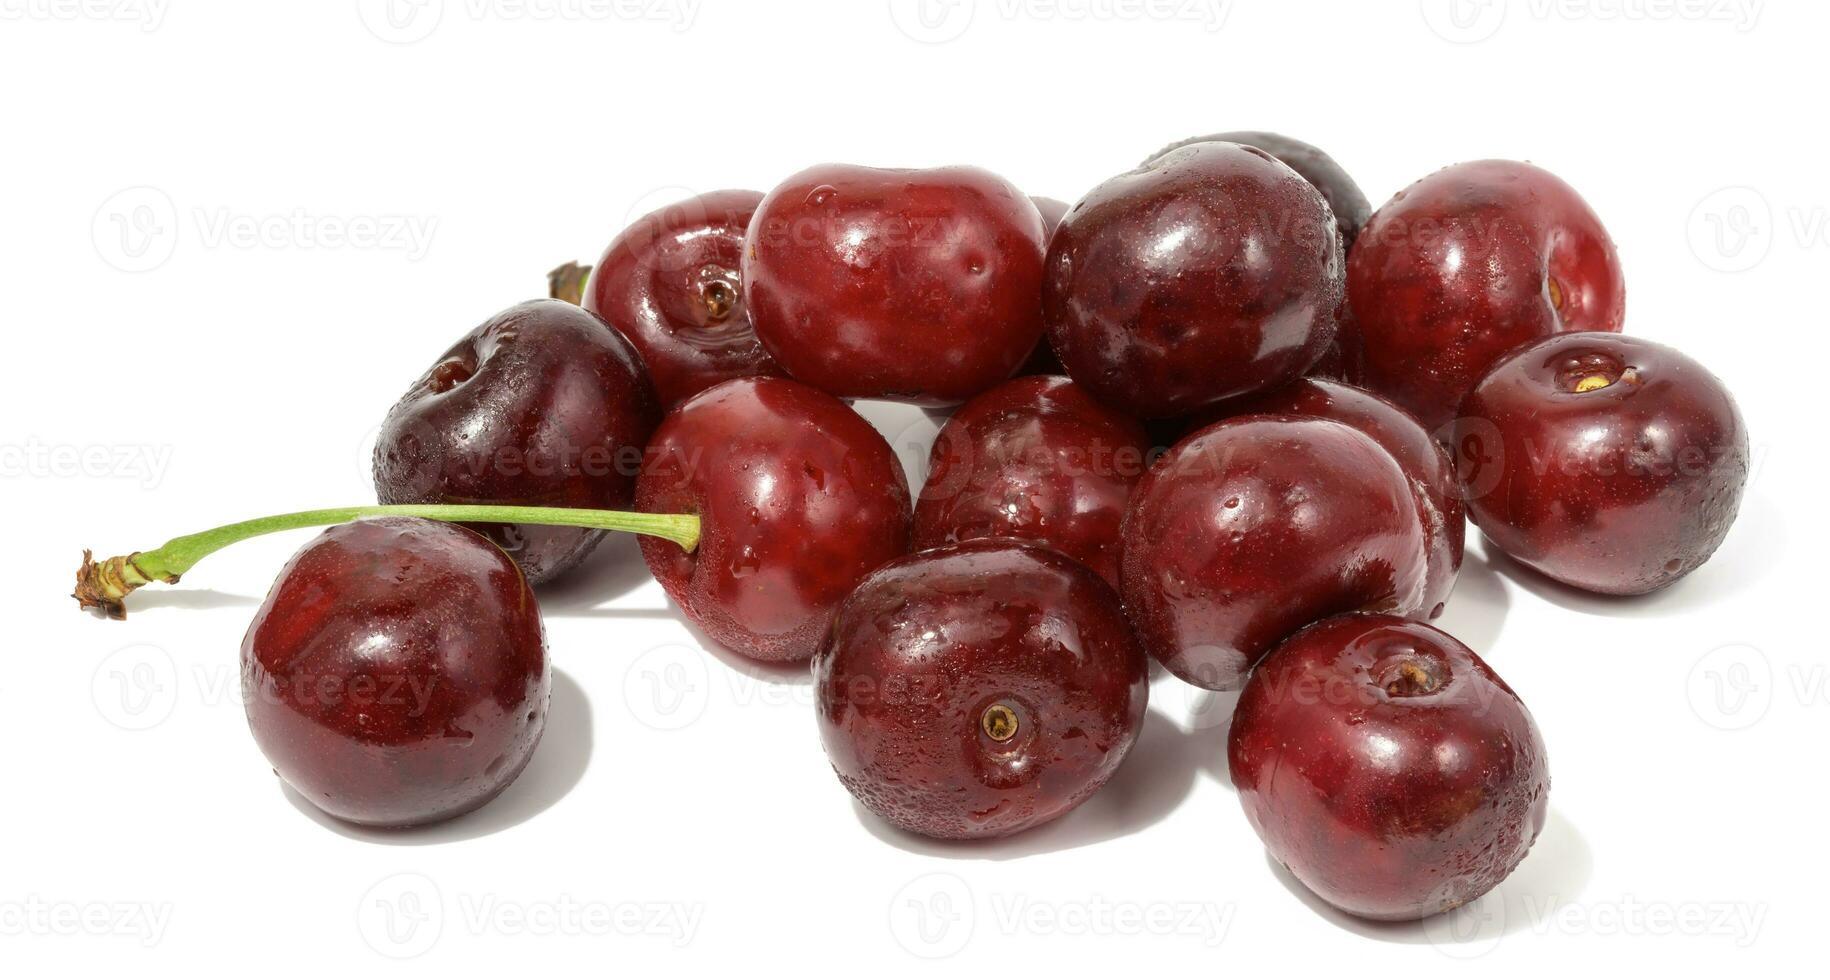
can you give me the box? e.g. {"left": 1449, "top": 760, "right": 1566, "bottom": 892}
{"left": 2, "top": 0, "right": 1821, "bottom": 974}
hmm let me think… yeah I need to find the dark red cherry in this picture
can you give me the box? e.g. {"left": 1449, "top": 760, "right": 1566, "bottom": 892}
{"left": 913, "top": 376, "right": 1151, "bottom": 587}
{"left": 242, "top": 518, "right": 549, "bottom": 828}
{"left": 815, "top": 540, "right": 1149, "bottom": 840}
{"left": 635, "top": 377, "right": 912, "bottom": 662}
{"left": 582, "top": 190, "right": 784, "bottom": 410}
{"left": 1121, "top": 416, "right": 1429, "bottom": 690}
{"left": 374, "top": 299, "right": 660, "bottom": 585}
{"left": 1045, "top": 141, "right": 1345, "bottom": 419}
{"left": 1200, "top": 378, "right": 1464, "bottom": 619}
{"left": 1144, "top": 130, "right": 1371, "bottom": 247}
{"left": 743, "top": 164, "right": 1048, "bottom": 406}
{"left": 1229, "top": 613, "right": 1550, "bottom": 921}
{"left": 1032, "top": 195, "right": 1070, "bottom": 239}
{"left": 1454, "top": 333, "right": 1748, "bottom": 595}
{"left": 1347, "top": 160, "right": 1626, "bottom": 431}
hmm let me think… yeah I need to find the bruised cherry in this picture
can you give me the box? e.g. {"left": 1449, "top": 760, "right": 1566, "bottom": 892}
{"left": 635, "top": 377, "right": 913, "bottom": 662}
{"left": 374, "top": 299, "right": 660, "bottom": 585}
{"left": 242, "top": 518, "right": 549, "bottom": 828}
{"left": 1229, "top": 614, "right": 1550, "bottom": 921}
{"left": 815, "top": 540, "right": 1148, "bottom": 839}
{"left": 582, "top": 189, "right": 784, "bottom": 409}
{"left": 913, "top": 375, "right": 1152, "bottom": 587}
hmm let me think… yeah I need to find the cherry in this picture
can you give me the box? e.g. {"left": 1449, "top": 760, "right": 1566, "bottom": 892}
{"left": 374, "top": 299, "right": 660, "bottom": 585}
{"left": 1144, "top": 131, "right": 1371, "bottom": 247}
{"left": 814, "top": 540, "right": 1148, "bottom": 840}
{"left": 581, "top": 190, "right": 784, "bottom": 410}
{"left": 1032, "top": 195, "right": 1070, "bottom": 239}
{"left": 1229, "top": 613, "right": 1549, "bottom": 921}
{"left": 1045, "top": 141, "right": 1345, "bottom": 419}
{"left": 1197, "top": 378, "right": 1464, "bottom": 619}
{"left": 636, "top": 377, "right": 912, "bottom": 662}
{"left": 913, "top": 375, "right": 1151, "bottom": 588}
{"left": 242, "top": 518, "right": 549, "bottom": 828}
{"left": 1121, "top": 415, "right": 1429, "bottom": 691}
{"left": 743, "top": 164, "right": 1048, "bottom": 406}
{"left": 1346, "top": 160, "right": 1626, "bottom": 431}
{"left": 1454, "top": 333, "right": 1748, "bottom": 595}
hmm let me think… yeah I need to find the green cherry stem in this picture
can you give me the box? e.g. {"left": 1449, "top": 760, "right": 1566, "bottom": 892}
{"left": 75, "top": 504, "right": 699, "bottom": 620}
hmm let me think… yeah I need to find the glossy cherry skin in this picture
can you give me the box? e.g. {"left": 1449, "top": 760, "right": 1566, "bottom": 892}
{"left": 914, "top": 376, "right": 1152, "bottom": 588}
{"left": 636, "top": 377, "right": 912, "bottom": 662}
{"left": 1347, "top": 160, "right": 1626, "bottom": 432}
{"left": 1199, "top": 378, "right": 1464, "bottom": 619}
{"left": 1454, "top": 333, "right": 1748, "bottom": 595}
{"left": 815, "top": 540, "right": 1149, "bottom": 840}
{"left": 1121, "top": 416, "right": 1429, "bottom": 691}
{"left": 582, "top": 190, "right": 783, "bottom": 410}
{"left": 743, "top": 164, "right": 1048, "bottom": 406}
{"left": 1045, "top": 141, "right": 1345, "bottom": 419}
{"left": 375, "top": 299, "right": 660, "bottom": 585}
{"left": 1144, "top": 131, "right": 1371, "bottom": 247}
{"left": 242, "top": 518, "right": 549, "bottom": 828}
{"left": 1229, "top": 614, "right": 1549, "bottom": 921}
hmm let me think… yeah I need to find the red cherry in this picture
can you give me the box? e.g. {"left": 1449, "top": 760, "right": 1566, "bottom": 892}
{"left": 1045, "top": 141, "right": 1346, "bottom": 418}
{"left": 1229, "top": 614, "right": 1550, "bottom": 921}
{"left": 583, "top": 190, "right": 784, "bottom": 410}
{"left": 1121, "top": 415, "right": 1430, "bottom": 690}
{"left": 1346, "top": 160, "right": 1626, "bottom": 431}
{"left": 374, "top": 299, "right": 660, "bottom": 584}
{"left": 743, "top": 164, "right": 1048, "bottom": 406}
{"left": 635, "top": 377, "right": 912, "bottom": 662}
{"left": 913, "top": 375, "right": 1151, "bottom": 587}
{"left": 1455, "top": 333, "right": 1748, "bottom": 594}
{"left": 815, "top": 540, "right": 1148, "bottom": 840}
{"left": 243, "top": 518, "right": 549, "bottom": 828}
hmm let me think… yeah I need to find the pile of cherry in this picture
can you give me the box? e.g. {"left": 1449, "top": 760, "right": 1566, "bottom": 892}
{"left": 80, "top": 133, "right": 1749, "bottom": 925}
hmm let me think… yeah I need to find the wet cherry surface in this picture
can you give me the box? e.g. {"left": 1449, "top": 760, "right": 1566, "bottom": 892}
{"left": 1200, "top": 378, "right": 1465, "bottom": 619}
{"left": 1229, "top": 613, "right": 1550, "bottom": 921}
{"left": 242, "top": 518, "right": 549, "bottom": 828}
{"left": 1346, "top": 160, "right": 1626, "bottom": 431}
{"left": 914, "top": 375, "right": 1152, "bottom": 587}
{"left": 1455, "top": 332, "right": 1748, "bottom": 595}
{"left": 1120, "top": 415, "right": 1429, "bottom": 691}
{"left": 635, "top": 377, "right": 912, "bottom": 662}
{"left": 583, "top": 189, "right": 783, "bottom": 410}
{"left": 743, "top": 164, "right": 1048, "bottom": 406}
{"left": 815, "top": 540, "right": 1148, "bottom": 840}
{"left": 374, "top": 299, "right": 660, "bottom": 585}
{"left": 1045, "top": 141, "right": 1345, "bottom": 418}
